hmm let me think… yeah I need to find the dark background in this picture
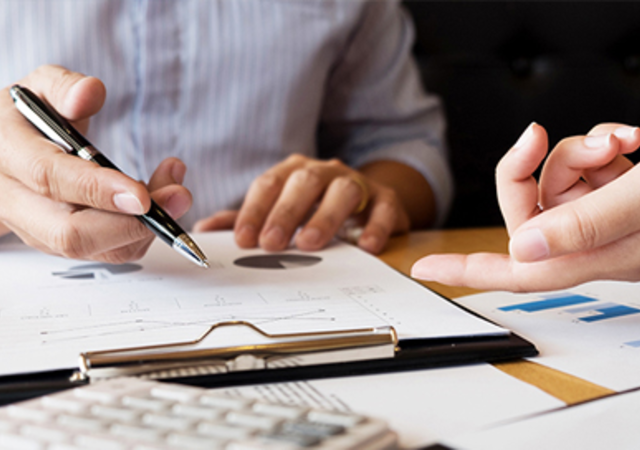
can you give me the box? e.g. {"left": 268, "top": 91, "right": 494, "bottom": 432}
{"left": 404, "top": 1, "right": 640, "bottom": 228}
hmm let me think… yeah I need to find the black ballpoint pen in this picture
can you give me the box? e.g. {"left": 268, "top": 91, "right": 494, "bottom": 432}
{"left": 10, "top": 84, "right": 210, "bottom": 268}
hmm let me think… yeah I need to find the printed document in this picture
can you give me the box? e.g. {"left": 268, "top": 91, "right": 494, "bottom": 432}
{"left": 453, "top": 281, "right": 640, "bottom": 390}
{"left": 0, "top": 232, "right": 505, "bottom": 376}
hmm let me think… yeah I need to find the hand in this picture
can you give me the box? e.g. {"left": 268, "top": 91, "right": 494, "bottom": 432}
{"left": 0, "top": 65, "right": 192, "bottom": 262}
{"left": 411, "top": 122, "right": 640, "bottom": 292}
{"left": 193, "top": 154, "right": 412, "bottom": 254}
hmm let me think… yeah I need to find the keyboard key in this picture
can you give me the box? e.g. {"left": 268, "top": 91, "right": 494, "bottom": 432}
{"left": 197, "top": 421, "right": 256, "bottom": 440}
{"left": 281, "top": 420, "right": 345, "bottom": 438}
{"left": 226, "top": 411, "right": 281, "bottom": 431}
{"left": 122, "top": 396, "right": 171, "bottom": 412}
{"left": 19, "top": 424, "right": 69, "bottom": 443}
{"left": 0, "top": 432, "right": 46, "bottom": 450}
{"left": 7, "top": 406, "right": 53, "bottom": 424}
{"left": 110, "top": 423, "right": 165, "bottom": 442}
{"left": 252, "top": 402, "right": 308, "bottom": 419}
{"left": 74, "top": 434, "right": 128, "bottom": 450}
{"left": 199, "top": 395, "right": 253, "bottom": 410}
{"left": 41, "top": 397, "right": 89, "bottom": 415}
{"left": 91, "top": 404, "right": 142, "bottom": 422}
{"left": 171, "top": 404, "right": 224, "bottom": 421}
{"left": 57, "top": 414, "right": 108, "bottom": 432}
{"left": 261, "top": 430, "right": 322, "bottom": 447}
{"left": 142, "top": 413, "right": 196, "bottom": 431}
{"left": 307, "top": 410, "right": 364, "bottom": 427}
{"left": 166, "top": 432, "right": 228, "bottom": 449}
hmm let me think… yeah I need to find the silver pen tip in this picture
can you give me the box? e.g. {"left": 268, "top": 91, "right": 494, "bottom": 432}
{"left": 173, "top": 234, "right": 210, "bottom": 268}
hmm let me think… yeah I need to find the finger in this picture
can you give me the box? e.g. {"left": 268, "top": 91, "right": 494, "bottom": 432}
{"left": 194, "top": 210, "right": 239, "bottom": 232}
{"left": 233, "top": 157, "right": 302, "bottom": 248}
{"left": 147, "top": 157, "right": 187, "bottom": 191}
{"left": 258, "top": 165, "right": 335, "bottom": 251}
{"left": 509, "top": 163, "right": 640, "bottom": 262}
{"left": 583, "top": 154, "right": 634, "bottom": 189}
{"left": 0, "top": 66, "right": 149, "bottom": 214}
{"left": 410, "top": 253, "right": 577, "bottom": 292}
{"left": 539, "top": 134, "right": 619, "bottom": 209}
{"left": 149, "top": 184, "right": 192, "bottom": 220}
{"left": 588, "top": 123, "right": 640, "bottom": 146}
{"left": 496, "top": 123, "right": 548, "bottom": 235}
{"left": 412, "top": 229, "right": 640, "bottom": 292}
{"left": 358, "top": 189, "right": 409, "bottom": 255}
{"left": 22, "top": 65, "right": 106, "bottom": 131}
{"left": 0, "top": 177, "right": 149, "bottom": 260}
{"left": 295, "top": 175, "right": 366, "bottom": 251}
{"left": 90, "top": 185, "right": 192, "bottom": 263}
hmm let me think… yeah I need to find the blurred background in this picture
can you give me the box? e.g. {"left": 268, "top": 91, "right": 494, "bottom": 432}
{"left": 404, "top": 1, "right": 640, "bottom": 228}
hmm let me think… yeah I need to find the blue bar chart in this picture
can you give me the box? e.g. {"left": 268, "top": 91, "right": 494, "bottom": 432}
{"left": 498, "top": 294, "right": 597, "bottom": 313}
{"left": 499, "top": 294, "right": 640, "bottom": 323}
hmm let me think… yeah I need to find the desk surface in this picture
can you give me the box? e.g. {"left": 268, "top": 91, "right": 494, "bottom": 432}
{"left": 379, "top": 227, "right": 615, "bottom": 405}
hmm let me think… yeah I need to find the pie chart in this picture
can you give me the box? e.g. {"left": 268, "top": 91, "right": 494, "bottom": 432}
{"left": 233, "top": 254, "right": 322, "bottom": 270}
{"left": 52, "top": 263, "right": 143, "bottom": 280}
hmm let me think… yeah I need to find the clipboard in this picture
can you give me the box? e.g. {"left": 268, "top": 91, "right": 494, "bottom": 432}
{"left": 0, "top": 316, "right": 536, "bottom": 405}
{"left": 0, "top": 231, "right": 538, "bottom": 405}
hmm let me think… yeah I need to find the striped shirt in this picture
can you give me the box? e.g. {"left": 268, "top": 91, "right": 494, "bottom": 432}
{"left": 0, "top": 0, "right": 452, "bottom": 228}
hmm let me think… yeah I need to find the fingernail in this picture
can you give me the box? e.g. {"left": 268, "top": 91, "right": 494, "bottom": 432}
{"left": 299, "top": 227, "right": 322, "bottom": 246}
{"left": 237, "top": 224, "right": 256, "bottom": 245}
{"left": 510, "top": 228, "right": 550, "bottom": 262}
{"left": 171, "top": 163, "right": 186, "bottom": 185}
{"left": 584, "top": 134, "right": 611, "bottom": 149}
{"left": 359, "top": 234, "right": 380, "bottom": 253}
{"left": 113, "top": 192, "right": 145, "bottom": 215}
{"left": 513, "top": 122, "right": 536, "bottom": 150}
{"left": 263, "top": 226, "right": 285, "bottom": 248}
{"left": 411, "top": 262, "right": 434, "bottom": 281}
{"left": 613, "top": 126, "right": 638, "bottom": 139}
{"left": 164, "top": 193, "right": 189, "bottom": 218}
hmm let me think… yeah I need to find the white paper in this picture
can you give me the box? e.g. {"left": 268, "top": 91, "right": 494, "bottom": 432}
{"left": 0, "top": 231, "right": 505, "bottom": 376}
{"left": 213, "top": 364, "right": 563, "bottom": 448}
{"left": 453, "top": 281, "right": 640, "bottom": 390}
{"left": 443, "top": 388, "right": 640, "bottom": 450}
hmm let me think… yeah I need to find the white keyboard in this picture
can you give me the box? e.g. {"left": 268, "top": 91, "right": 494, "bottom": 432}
{"left": 0, "top": 377, "right": 398, "bottom": 450}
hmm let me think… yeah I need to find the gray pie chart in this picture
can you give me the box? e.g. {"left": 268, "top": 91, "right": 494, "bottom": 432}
{"left": 53, "top": 263, "right": 143, "bottom": 280}
{"left": 234, "top": 254, "right": 322, "bottom": 269}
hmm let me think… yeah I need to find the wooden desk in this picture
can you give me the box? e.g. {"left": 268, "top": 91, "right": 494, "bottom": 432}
{"left": 379, "top": 227, "right": 615, "bottom": 405}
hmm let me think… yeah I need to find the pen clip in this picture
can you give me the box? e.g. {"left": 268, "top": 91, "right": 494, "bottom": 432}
{"left": 9, "top": 84, "right": 90, "bottom": 153}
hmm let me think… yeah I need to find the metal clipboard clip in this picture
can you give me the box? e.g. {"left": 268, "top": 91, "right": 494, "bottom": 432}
{"left": 72, "top": 321, "right": 399, "bottom": 382}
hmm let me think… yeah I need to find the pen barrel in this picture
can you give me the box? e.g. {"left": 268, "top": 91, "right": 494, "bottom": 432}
{"left": 140, "top": 202, "right": 182, "bottom": 246}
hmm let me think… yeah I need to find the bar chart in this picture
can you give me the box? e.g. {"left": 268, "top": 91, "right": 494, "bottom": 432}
{"left": 454, "top": 282, "right": 640, "bottom": 390}
{"left": 498, "top": 294, "right": 640, "bottom": 323}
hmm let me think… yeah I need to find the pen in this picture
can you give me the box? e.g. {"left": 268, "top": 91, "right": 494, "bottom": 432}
{"left": 10, "top": 84, "right": 210, "bottom": 268}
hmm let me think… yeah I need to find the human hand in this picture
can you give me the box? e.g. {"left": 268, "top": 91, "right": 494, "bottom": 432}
{"left": 411, "top": 122, "right": 640, "bottom": 292}
{"left": 193, "top": 154, "right": 411, "bottom": 254}
{"left": 0, "top": 65, "right": 192, "bottom": 262}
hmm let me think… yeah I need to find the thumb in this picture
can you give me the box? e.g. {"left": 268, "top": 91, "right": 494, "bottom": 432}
{"left": 22, "top": 64, "right": 106, "bottom": 133}
{"left": 509, "top": 163, "right": 640, "bottom": 262}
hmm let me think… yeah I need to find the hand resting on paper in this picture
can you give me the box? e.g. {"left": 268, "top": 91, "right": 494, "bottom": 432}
{"left": 411, "top": 122, "right": 640, "bottom": 292}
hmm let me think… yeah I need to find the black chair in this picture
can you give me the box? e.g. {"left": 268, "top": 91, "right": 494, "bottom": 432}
{"left": 405, "top": 1, "right": 640, "bottom": 228}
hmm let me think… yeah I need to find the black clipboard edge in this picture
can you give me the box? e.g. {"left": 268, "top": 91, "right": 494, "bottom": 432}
{"left": 167, "top": 331, "right": 537, "bottom": 389}
{"left": 0, "top": 331, "right": 535, "bottom": 406}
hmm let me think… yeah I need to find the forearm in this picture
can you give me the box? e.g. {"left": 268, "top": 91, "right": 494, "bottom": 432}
{"left": 359, "top": 159, "right": 435, "bottom": 229}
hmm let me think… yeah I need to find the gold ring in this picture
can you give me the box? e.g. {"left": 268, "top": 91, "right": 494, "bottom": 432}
{"left": 351, "top": 176, "right": 369, "bottom": 215}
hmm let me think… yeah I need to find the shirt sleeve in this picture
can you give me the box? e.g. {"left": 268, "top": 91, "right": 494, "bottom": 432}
{"left": 317, "top": 0, "right": 453, "bottom": 227}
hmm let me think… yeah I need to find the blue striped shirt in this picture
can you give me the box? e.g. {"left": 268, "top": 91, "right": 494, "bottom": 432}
{"left": 0, "top": 0, "right": 452, "bottom": 228}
